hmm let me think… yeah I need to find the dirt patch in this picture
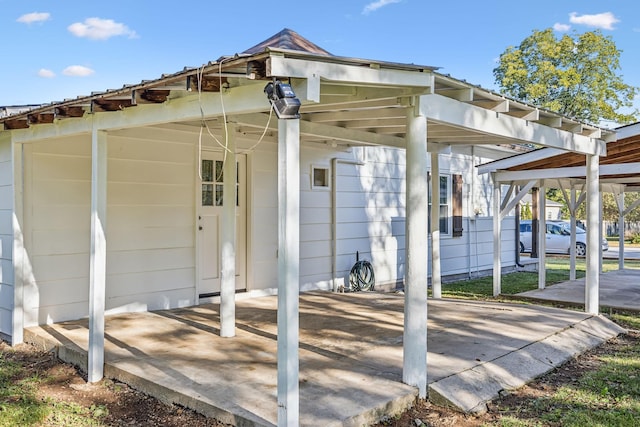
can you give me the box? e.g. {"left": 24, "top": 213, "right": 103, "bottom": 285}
{"left": 375, "top": 330, "right": 640, "bottom": 426}
{"left": 2, "top": 329, "right": 637, "bottom": 426}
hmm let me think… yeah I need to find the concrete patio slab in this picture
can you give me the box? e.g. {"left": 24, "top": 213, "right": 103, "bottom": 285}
{"left": 516, "top": 269, "right": 640, "bottom": 312}
{"left": 24, "top": 292, "right": 624, "bottom": 426}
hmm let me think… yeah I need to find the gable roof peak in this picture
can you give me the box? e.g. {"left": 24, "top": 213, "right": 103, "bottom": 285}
{"left": 242, "top": 28, "right": 332, "bottom": 56}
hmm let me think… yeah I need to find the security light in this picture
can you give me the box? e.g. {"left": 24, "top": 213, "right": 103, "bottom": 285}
{"left": 264, "top": 79, "right": 301, "bottom": 119}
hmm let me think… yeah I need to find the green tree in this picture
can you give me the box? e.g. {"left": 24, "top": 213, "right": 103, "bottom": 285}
{"left": 494, "top": 28, "right": 638, "bottom": 125}
{"left": 521, "top": 202, "right": 532, "bottom": 220}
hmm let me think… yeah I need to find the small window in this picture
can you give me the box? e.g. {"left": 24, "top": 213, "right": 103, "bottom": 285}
{"left": 311, "top": 165, "right": 330, "bottom": 190}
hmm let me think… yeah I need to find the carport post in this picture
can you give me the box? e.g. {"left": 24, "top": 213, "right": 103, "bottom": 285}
{"left": 403, "top": 101, "right": 428, "bottom": 398}
{"left": 430, "top": 152, "right": 441, "bottom": 299}
{"left": 585, "top": 154, "right": 600, "bottom": 314}
{"left": 88, "top": 127, "right": 107, "bottom": 383}
{"left": 538, "top": 185, "right": 546, "bottom": 289}
{"left": 220, "top": 126, "right": 237, "bottom": 338}
{"left": 615, "top": 190, "right": 625, "bottom": 270}
{"left": 570, "top": 188, "right": 577, "bottom": 281}
{"left": 492, "top": 174, "right": 501, "bottom": 296}
{"left": 277, "top": 118, "right": 300, "bottom": 426}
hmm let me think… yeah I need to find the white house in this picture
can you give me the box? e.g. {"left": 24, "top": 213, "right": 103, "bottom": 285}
{"left": 0, "top": 30, "right": 611, "bottom": 423}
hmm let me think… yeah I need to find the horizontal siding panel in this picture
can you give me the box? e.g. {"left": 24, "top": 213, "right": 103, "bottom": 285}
{"left": 108, "top": 183, "right": 192, "bottom": 206}
{"left": 31, "top": 206, "right": 89, "bottom": 230}
{"left": 338, "top": 175, "right": 404, "bottom": 193}
{"left": 108, "top": 137, "right": 195, "bottom": 162}
{"left": 336, "top": 221, "right": 394, "bottom": 240}
{"left": 300, "top": 191, "right": 331, "bottom": 209}
{"left": 0, "top": 186, "right": 12, "bottom": 210}
{"left": 27, "top": 301, "right": 89, "bottom": 326}
{"left": 107, "top": 268, "right": 195, "bottom": 298}
{"left": 109, "top": 160, "right": 193, "bottom": 185}
{"left": 0, "top": 307, "right": 11, "bottom": 337}
{"left": 0, "top": 210, "right": 12, "bottom": 237}
{"left": 0, "top": 234, "right": 12, "bottom": 260}
{"left": 32, "top": 180, "right": 89, "bottom": 207}
{"left": 31, "top": 229, "right": 89, "bottom": 256}
{"left": 300, "top": 223, "right": 331, "bottom": 242}
{"left": 300, "top": 257, "right": 331, "bottom": 277}
{"left": 108, "top": 226, "right": 194, "bottom": 251}
{"left": 252, "top": 171, "right": 277, "bottom": 208}
{"left": 300, "top": 240, "right": 331, "bottom": 259}
{"left": 107, "top": 248, "right": 194, "bottom": 275}
{"left": 33, "top": 278, "right": 89, "bottom": 308}
{"left": 0, "top": 283, "right": 13, "bottom": 309}
{"left": 336, "top": 235, "right": 405, "bottom": 256}
{"left": 0, "top": 161, "right": 12, "bottom": 184}
{"left": 31, "top": 137, "right": 89, "bottom": 156}
{"left": 31, "top": 254, "right": 88, "bottom": 282}
{"left": 300, "top": 207, "right": 330, "bottom": 225}
{"left": 0, "top": 141, "right": 11, "bottom": 162}
{"left": 336, "top": 207, "right": 406, "bottom": 224}
{"left": 110, "top": 205, "right": 193, "bottom": 228}
{"left": 32, "top": 153, "right": 90, "bottom": 180}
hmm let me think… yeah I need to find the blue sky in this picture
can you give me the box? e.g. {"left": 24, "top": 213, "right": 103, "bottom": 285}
{"left": 3, "top": 1, "right": 639, "bottom": 126}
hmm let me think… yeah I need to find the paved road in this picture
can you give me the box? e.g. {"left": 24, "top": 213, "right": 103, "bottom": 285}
{"left": 603, "top": 246, "right": 640, "bottom": 260}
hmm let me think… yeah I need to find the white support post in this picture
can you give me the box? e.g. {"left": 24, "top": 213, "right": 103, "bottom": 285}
{"left": 220, "top": 127, "right": 237, "bottom": 338}
{"left": 11, "top": 140, "right": 24, "bottom": 345}
{"left": 585, "top": 155, "right": 600, "bottom": 314}
{"left": 492, "top": 174, "right": 501, "bottom": 297}
{"left": 616, "top": 190, "right": 625, "bottom": 270}
{"left": 430, "top": 152, "right": 441, "bottom": 299}
{"left": 570, "top": 187, "right": 577, "bottom": 280}
{"left": 538, "top": 185, "right": 546, "bottom": 289}
{"left": 277, "top": 118, "right": 300, "bottom": 427}
{"left": 403, "top": 102, "right": 428, "bottom": 398}
{"left": 88, "top": 127, "right": 107, "bottom": 383}
{"left": 599, "top": 192, "right": 604, "bottom": 273}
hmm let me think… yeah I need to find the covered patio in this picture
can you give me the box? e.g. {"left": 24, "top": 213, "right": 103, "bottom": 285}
{"left": 2, "top": 30, "right": 619, "bottom": 426}
{"left": 24, "top": 292, "right": 623, "bottom": 426}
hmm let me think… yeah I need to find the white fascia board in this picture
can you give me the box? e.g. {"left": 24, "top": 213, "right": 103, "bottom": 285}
{"left": 616, "top": 123, "right": 640, "bottom": 140}
{"left": 268, "top": 56, "right": 434, "bottom": 89}
{"left": 234, "top": 112, "right": 406, "bottom": 147}
{"left": 495, "top": 162, "right": 640, "bottom": 182}
{"left": 9, "top": 83, "right": 268, "bottom": 143}
{"left": 477, "top": 147, "right": 565, "bottom": 175}
{"left": 421, "top": 94, "right": 606, "bottom": 156}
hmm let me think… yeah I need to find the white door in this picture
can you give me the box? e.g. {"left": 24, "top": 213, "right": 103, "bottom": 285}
{"left": 198, "top": 152, "right": 246, "bottom": 297}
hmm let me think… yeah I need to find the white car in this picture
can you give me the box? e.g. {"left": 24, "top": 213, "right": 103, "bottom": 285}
{"left": 519, "top": 220, "right": 609, "bottom": 256}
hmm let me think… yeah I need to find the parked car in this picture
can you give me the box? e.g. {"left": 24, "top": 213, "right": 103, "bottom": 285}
{"left": 519, "top": 220, "right": 609, "bottom": 256}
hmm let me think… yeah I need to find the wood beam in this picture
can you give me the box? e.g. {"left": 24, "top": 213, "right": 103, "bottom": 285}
{"left": 421, "top": 94, "right": 605, "bottom": 155}
{"left": 55, "top": 105, "right": 85, "bottom": 118}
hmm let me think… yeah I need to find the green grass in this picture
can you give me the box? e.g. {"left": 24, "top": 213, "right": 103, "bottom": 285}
{"left": 435, "top": 257, "right": 640, "bottom": 300}
{"left": 440, "top": 256, "right": 640, "bottom": 427}
{"left": 0, "top": 349, "right": 108, "bottom": 427}
{"left": 492, "top": 335, "right": 640, "bottom": 427}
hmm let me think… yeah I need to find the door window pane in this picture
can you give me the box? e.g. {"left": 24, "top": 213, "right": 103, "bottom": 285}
{"left": 202, "top": 184, "right": 213, "bottom": 206}
{"left": 202, "top": 160, "right": 214, "bottom": 183}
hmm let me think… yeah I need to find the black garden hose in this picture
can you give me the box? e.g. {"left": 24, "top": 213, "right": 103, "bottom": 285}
{"left": 349, "top": 259, "right": 375, "bottom": 291}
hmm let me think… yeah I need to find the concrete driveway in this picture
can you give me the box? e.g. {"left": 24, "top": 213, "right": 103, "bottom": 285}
{"left": 24, "top": 292, "right": 623, "bottom": 426}
{"left": 516, "top": 268, "right": 640, "bottom": 312}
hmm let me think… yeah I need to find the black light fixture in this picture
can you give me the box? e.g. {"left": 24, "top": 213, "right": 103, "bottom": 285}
{"left": 264, "top": 79, "right": 301, "bottom": 119}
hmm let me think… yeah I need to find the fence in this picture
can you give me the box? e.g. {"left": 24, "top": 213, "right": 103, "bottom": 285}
{"left": 603, "top": 221, "right": 640, "bottom": 237}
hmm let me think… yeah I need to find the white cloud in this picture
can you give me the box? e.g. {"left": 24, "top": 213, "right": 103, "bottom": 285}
{"left": 62, "top": 65, "right": 95, "bottom": 77}
{"left": 17, "top": 12, "right": 50, "bottom": 24}
{"left": 362, "top": 0, "right": 402, "bottom": 15}
{"left": 38, "top": 69, "right": 55, "bottom": 78}
{"left": 68, "top": 17, "right": 137, "bottom": 40}
{"left": 553, "top": 23, "right": 571, "bottom": 32}
{"left": 569, "top": 12, "right": 619, "bottom": 30}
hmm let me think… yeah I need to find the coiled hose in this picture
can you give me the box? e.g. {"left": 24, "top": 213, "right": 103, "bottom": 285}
{"left": 349, "top": 254, "right": 375, "bottom": 291}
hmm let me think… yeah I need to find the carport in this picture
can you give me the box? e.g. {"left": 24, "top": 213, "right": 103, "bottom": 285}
{"left": 479, "top": 121, "right": 640, "bottom": 314}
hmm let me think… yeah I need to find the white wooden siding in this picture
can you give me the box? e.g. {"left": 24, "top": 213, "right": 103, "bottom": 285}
{"left": 23, "top": 133, "right": 196, "bottom": 326}
{"left": 0, "top": 137, "right": 13, "bottom": 337}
